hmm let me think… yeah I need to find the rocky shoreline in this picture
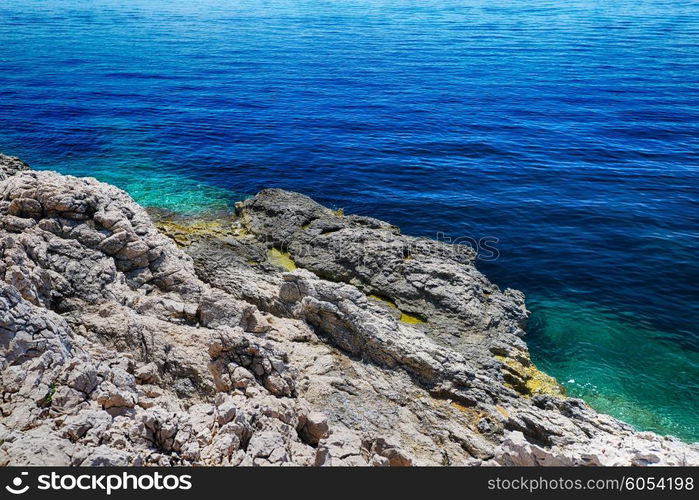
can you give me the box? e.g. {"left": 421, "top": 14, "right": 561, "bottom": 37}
{"left": 1, "top": 153, "right": 696, "bottom": 466}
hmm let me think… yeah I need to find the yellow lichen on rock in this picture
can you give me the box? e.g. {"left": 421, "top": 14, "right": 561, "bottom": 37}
{"left": 399, "top": 312, "right": 426, "bottom": 325}
{"left": 495, "top": 354, "right": 565, "bottom": 398}
{"left": 368, "top": 294, "right": 426, "bottom": 325}
{"left": 368, "top": 294, "right": 398, "bottom": 308}
{"left": 267, "top": 248, "right": 298, "bottom": 271}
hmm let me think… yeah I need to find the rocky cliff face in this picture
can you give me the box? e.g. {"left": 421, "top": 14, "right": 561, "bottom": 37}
{"left": 1, "top": 153, "right": 696, "bottom": 466}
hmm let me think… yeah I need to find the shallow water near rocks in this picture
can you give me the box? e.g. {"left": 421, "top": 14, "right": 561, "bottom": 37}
{"left": 527, "top": 296, "right": 698, "bottom": 441}
{"left": 0, "top": 0, "right": 697, "bottom": 440}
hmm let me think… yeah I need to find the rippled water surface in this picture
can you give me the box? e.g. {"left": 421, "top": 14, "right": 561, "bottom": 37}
{"left": 1, "top": 0, "right": 697, "bottom": 440}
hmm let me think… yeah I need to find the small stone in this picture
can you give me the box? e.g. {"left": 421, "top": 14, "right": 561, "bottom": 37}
{"left": 301, "top": 412, "right": 329, "bottom": 446}
{"left": 134, "top": 363, "right": 160, "bottom": 385}
{"left": 231, "top": 366, "right": 255, "bottom": 389}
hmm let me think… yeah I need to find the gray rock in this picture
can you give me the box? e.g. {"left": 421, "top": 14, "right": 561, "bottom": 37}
{"left": 0, "top": 154, "right": 29, "bottom": 181}
{"left": 79, "top": 446, "right": 132, "bottom": 466}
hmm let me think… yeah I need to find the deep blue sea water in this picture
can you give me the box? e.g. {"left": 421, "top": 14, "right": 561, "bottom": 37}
{"left": 1, "top": 0, "right": 697, "bottom": 441}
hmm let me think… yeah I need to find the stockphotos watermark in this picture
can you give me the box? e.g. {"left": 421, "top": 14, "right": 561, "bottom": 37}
{"left": 4, "top": 470, "right": 192, "bottom": 495}
{"left": 265, "top": 231, "right": 500, "bottom": 266}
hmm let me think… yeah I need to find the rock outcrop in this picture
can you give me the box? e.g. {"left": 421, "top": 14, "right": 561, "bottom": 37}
{"left": 1, "top": 153, "right": 697, "bottom": 466}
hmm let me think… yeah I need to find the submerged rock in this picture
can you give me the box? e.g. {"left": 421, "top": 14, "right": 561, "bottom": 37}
{"left": 0, "top": 153, "right": 696, "bottom": 466}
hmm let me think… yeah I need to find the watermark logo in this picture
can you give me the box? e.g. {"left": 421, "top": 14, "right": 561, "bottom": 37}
{"left": 5, "top": 472, "right": 29, "bottom": 495}
{"left": 1, "top": 471, "right": 194, "bottom": 496}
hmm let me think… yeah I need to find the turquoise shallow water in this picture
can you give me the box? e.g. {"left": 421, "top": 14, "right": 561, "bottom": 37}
{"left": 50, "top": 158, "right": 238, "bottom": 214}
{"left": 0, "top": 0, "right": 697, "bottom": 440}
{"left": 528, "top": 297, "right": 698, "bottom": 440}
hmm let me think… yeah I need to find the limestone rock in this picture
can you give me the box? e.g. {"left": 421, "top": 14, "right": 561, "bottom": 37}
{"left": 300, "top": 411, "right": 329, "bottom": 446}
